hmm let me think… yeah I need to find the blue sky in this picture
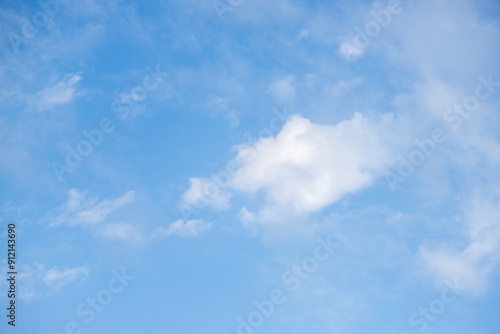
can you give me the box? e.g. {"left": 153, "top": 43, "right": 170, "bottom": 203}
{"left": 1, "top": 0, "right": 500, "bottom": 333}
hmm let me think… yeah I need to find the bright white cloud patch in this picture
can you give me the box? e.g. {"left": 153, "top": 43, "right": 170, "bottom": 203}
{"left": 153, "top": 219, "right": 212, "bottom": 237}
{"left": 48, "top": 189, "right": 135, "bottom": 226}
{"left": 181, "top": 113, "right": 395, "bottom": 222}
{"left": 232, "top": 114, "right": 394, "bottom": 220}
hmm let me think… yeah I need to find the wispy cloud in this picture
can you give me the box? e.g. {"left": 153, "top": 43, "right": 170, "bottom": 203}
{"left": 339, "top": 41, "right": 365, "bottom": 61}
{"left": 13, "top": 263, "right": 89, "bottom": 301}
{"left": 47, "top": 189, "right": 135, "bottom": 227}
{"left": 43, "top": 265, "right": 90, "bottom": 289}
{"left": 97, "top": 223, "right": 143, "bottom": 242}
{"left": 30, "top": 73, "right": 83, "bottom": 111}
{"left": 419, "top": 193, "right": 500, "bottom": 296}
{"left": 267, "top": 75, "right": 296, "bottom": 104}
{"left": 153, "top": 219, "right": 212, "bottom": 238}
{"left": 181, "top": 177, "right": 231, "bottom": 212}
{"left": 330, "top": 77, "right": 363, "bottom": 97}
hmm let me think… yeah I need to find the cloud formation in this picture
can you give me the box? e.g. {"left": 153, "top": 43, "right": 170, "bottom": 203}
{"left": 181, "top": 177, "right": 231, "bottom": 212}
{"left": 15, "top": 263, "right": 89, "bottom": 301}
{"left": 181, "top": 113, "right": 395, "bottom": 222}
{"left": 48, "top": 189, "right": 135, "bottom": 226}
{"left": 97, "top": 223, "right": 143, "bottom": 242}
{"left": 153, "top": 219, "right": 212, "bottom": 237}
{"left": 419, "top": 194, "right": 500, "bottom": 296}
{"left": 31, "top": 73, "right": 83, "bottom": 111}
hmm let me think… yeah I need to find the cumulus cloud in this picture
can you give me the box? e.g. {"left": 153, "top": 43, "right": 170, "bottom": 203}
{"left": 48, "top": 189, "right": 135, "bottom": 227}
{"left": 153, "top": 219, "right": 212, "bottom": 237}
{"left": 180, "top": 113, "right": 395, "bottom": 222}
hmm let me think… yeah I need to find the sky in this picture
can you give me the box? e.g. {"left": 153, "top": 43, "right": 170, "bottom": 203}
{"left": 0, "top": 0, "right": 500, "bottom": 333}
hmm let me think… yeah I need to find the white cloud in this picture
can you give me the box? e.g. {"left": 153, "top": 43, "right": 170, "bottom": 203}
{"left": 98, "top": 223, "right": 142, "bottom": 242}
{"left": 238, "top": 207, "right": 258, "bottom": 236}
{"left": 419, "top": 195, "right": 500, "bottom": 296}
{"left": 14, "top": 263, "right": 89, "bottom": 301}
{"left": 181, "top": 177, "right": 231, "bottom": 212}
{"left": 419, "top": 248, "right": 487, "bottom": 296}
{"left": 239, "top": 206, "right": 257, "bottom": 224}
{"left": 44, "top": 265, "right": 90, "bottom": 290}
{"left": 153, "top": 219, "right": 212, "bottom": 237}
{"left": 267, "top": 76, "right": 296, "bottom": 103}
{"left": 179, "top": 113, "right": 395, "bottom": 223}
{"left": 229, "top": 113, "right": 394, "bottom": 221}
{"left": 32, "top": 73, "right": 83, "bottom": 111}
{"left": 48, "top": 189, "right": 135, "bottom": 226}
